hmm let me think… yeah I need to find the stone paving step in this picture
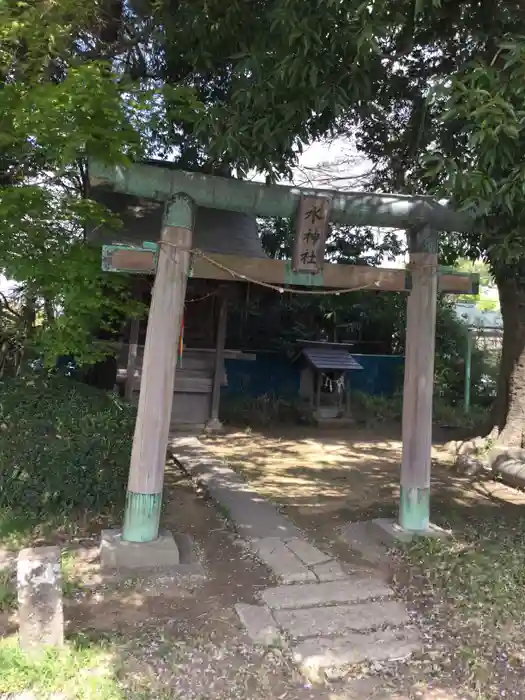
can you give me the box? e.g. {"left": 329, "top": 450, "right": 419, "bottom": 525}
{"left": 292, "top": 627, "right": 421, "bottom": 683}
{"left": 275, "top": 600, "right": 410, "bottom": 639}
{"left": 311, "top": 560, "right": 347, "bottom": 582}
{"left": 171, "top": 437, "right": 303, "bottom": 541}
{"left": 234, "top": 603, "right": 281, "bottom": 646}
{"left": 249, "top": 537, "right": 317, "bottom": 584}
{"left": 284, "top": 538, "right": 332, "bottom": 566}
{"left": 262, "top": 578, "right": 393, "bottom": 610}
{"left": 173, "top": 436, "right": 420, "bottom": 682}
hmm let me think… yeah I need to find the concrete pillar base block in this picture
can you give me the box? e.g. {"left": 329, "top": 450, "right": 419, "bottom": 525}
{"left": 204, "top": 418, "right": 224, "bottom": 434}
{"left": 100, "top": 529, "right": 180, "bottom": 570}
{"left": 370, "top": 518, "right": 452, "bottom": 545}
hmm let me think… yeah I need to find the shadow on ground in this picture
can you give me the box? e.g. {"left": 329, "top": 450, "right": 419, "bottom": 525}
{"left": 2, "top": 426, "right": 522, "bottom": 700}
{"left": 202, "top": 424, "right": 525, "bottom": 525}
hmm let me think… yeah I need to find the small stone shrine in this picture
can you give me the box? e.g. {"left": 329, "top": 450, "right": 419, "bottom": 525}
{"left": 295, "top": 340, "right": 363, "bottom": 426}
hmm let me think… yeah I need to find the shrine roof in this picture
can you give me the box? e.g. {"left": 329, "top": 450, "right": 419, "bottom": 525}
{"left": 301, "top": 346, "right": 363, "bottom": 371}
{"left": 89, "top": 188, "right": 268, "bottom": 259}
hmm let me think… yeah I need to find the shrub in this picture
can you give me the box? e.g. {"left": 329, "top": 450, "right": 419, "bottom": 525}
{"left": 352, "top": 391, "right": 403, "bottom": 425}
{"left": 0, "top": 375, "right": 136, "bottom": 516}
{"left": 220, "top": 393, "right": 307, "bottom": 426}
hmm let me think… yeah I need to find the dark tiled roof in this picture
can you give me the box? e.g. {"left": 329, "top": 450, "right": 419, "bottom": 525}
{"left": 88, "top": 189, "right": 268, "bottom": 258}
{"left": 302, "top": 347, "right": 363, "bottom": 371}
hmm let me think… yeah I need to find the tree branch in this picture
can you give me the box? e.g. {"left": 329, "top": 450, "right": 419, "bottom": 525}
{"left": 0, "top": 291, "right": 21, "bottom": 317}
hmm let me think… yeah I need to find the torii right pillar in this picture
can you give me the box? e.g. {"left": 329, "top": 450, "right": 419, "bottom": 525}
{"left": 399, "top": 226, "right": 438, "bottom": 533}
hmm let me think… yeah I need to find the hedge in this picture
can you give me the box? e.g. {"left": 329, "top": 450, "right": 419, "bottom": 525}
{"left": 0, "top": 375, "right": 136, "bottom": 516}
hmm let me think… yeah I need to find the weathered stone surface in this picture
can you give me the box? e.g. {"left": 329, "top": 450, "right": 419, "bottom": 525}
{"left": 261, "top": 578, "right": 393, "bottom": 610}
{"left": 235, "top": 603, "right": 281, "bottom": 646}
{"left": 455, "top": 453, "right": 484, "bottom": 476}
{"left": 312, "top": 560, "right": 347, "bottom": 582}
{"left": 489, "top": 447, "right": 525, "bottom": 488}
{"left": 17, "top": 546, "right": 64, "bottom": 652}
{"left": 171, "top": 437, "right": 303, "bottom": 540}
{"left": 100, "top": 529, "right": 180, "bottom": 570}
{"left": 338, "top": 520, "right": 390, "bottom": 564}
{"left": 284, "top": 538, "right": 331, "bottom": 566}
{"left": 292, "top": 627, "right": 420, "bottom": 682}
{"left": 458, "top": 437, "right": 486, "bottom": 456}
{"left": 370, "top": 518, "right": 451, "bottom": 545}
{"left": 204, "top": 418, "right": 224, "bottom": 434}
{"left": 250, "top": 538, "right": 316, "bottom": 583}
{"left": 275, "top": 600, "right": 409, "bottom": 639}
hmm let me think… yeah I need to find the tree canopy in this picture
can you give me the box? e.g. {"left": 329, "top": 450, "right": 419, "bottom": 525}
{"left": 0, "top": 0, "right": 407, "bottom": 364}
{"left": 332, "top": 1, "right": 525, "bottom": 446}
{"left": 0, "top": 0, "right": 521, "bottom": 442}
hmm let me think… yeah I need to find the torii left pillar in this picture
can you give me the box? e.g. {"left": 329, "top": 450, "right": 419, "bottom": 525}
{"left": 101, "top": 194, "right": 194, "bottom": 568}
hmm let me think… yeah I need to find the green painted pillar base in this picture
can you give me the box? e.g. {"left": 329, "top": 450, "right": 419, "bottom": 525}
{"left": 399, "top": 486, "right": 430, "bottom": 532}
{"left": 122, "top": 491, "right": 162, "bottom": 543}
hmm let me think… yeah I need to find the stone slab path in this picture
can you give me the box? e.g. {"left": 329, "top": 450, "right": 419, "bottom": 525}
{"left": 171, "top": 436, "right": 420, "bottom": 683}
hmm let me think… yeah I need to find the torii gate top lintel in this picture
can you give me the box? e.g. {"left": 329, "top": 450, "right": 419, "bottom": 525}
{"left": 88, "top": 158, "right": 473, "bottom": 234}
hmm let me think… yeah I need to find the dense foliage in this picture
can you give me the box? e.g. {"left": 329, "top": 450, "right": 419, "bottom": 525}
{"left": 0, "top": 375, "right": 135, "bottom": 515}
{"left": 336, "top": 1, "right": 525, "bottom": 444}
{"left": 0, "top": 0, "right": 199, "bottom": 365}
{"left": 0, "top": 0, "right": 512, "bottom": 430}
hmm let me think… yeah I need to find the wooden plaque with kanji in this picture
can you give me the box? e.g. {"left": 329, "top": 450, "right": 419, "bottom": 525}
{"left": 292, "top": 195, "right": 331, "bottom": 274}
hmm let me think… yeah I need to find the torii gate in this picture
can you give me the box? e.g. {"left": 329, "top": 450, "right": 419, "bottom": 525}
{"left": 89, "top": 159, "right": 475, "bottom": 548}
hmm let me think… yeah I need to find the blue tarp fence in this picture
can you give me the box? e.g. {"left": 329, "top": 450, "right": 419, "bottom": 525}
{"left": 223, "top": 352, "right": 404, "bottom": 399}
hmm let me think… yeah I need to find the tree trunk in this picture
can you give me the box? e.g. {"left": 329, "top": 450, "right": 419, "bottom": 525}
{"left": 43, "top": 297, "right": 55, "bottom": 325}
{"left": 492, "top": 271, "right": 525, "bottom": 447}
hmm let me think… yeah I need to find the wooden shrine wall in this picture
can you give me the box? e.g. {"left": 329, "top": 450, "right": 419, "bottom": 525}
{"left": 124, "top": 278, "right": 228, "bottom": 349}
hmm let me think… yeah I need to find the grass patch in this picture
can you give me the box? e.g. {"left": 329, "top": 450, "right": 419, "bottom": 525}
{"left": 400, "top": 513, "right": 525, "bottom": 698}
{"left": 0, "top": 634, "right": 180, "bottom": 699}
{"left": 0, "top": 636, "right": 124, "bottom": 699}
{"left": 0, "top": 509, "right": 37, "bottom": 550}
{"left": 0, "top": 506, "right": 119, "bottom": 551}
{"left": 351, "top": 390, "right": 489, "bottom": 430}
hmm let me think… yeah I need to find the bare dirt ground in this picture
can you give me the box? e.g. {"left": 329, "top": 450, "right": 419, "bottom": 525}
{"left": 201, "top": 424, "right": 525, "bottom": 700}
{"left": 3, "top": 427, "right": 525, "bottom": 699}
{"left": 1, "top": 465, "right": 327, "bottom": 699}
{"left": 2, "top": 461, "right": 426, "bottom": 700}
{"left": 202, "top": 424, "right": 525, "bottom": 542}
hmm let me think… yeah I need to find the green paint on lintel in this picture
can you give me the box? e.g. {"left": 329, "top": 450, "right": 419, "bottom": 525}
{"left": 122, "top": 491, "right": 162, "bottom": 542}
{"left": 89, "top": 160, "right": 473, "bottom": 233}
{"left": 284, "top": 261, "right": 324, "bottom": 287}
{"left": 399, "top": 485, "right": 430, "bottom": 532}
{"left": 101, "top": 243, "right": 158, "bottom": 273}
{"left": 164, "top": 194, "right": 194, "bottom": 229}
